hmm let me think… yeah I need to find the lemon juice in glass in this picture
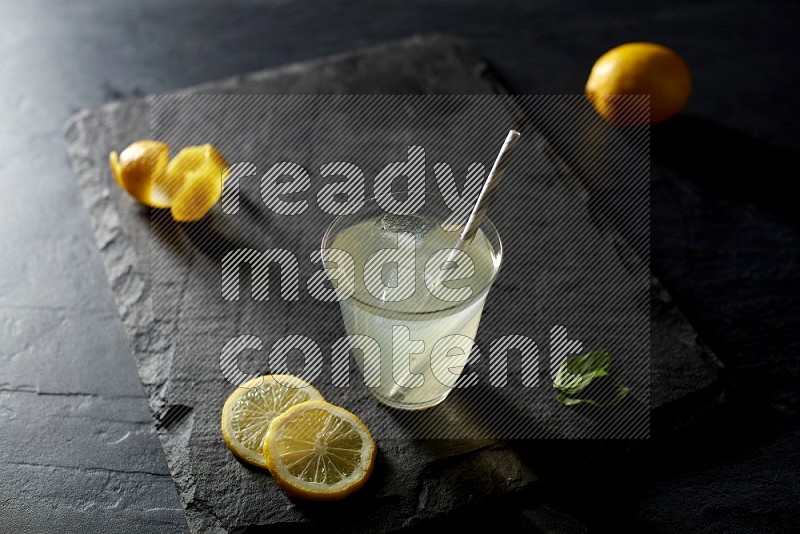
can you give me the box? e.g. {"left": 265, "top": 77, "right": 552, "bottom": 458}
{"left": 322, "top": 193, "right": 503, "bottom": 410}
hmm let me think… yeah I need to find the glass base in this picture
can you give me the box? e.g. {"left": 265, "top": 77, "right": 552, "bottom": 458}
{"left": 370, "top": 389, "right": 451, "bottom": 411}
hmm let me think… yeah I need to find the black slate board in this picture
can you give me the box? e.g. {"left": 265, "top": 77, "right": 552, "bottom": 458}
{"left": 64, "top": 35, "right": 727, "bottom": 532}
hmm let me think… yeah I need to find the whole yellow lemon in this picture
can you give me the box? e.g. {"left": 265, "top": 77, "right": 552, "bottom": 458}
{"left": 585, "top": 42, "right": 692, "bottom": 125}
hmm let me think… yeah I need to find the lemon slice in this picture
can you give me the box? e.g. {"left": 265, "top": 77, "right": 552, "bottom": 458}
{"left": 221, "top": 375, "right": 324, "bottom": 468}
{"left": 264, "top": 400, "right": 377, "bottom": 500}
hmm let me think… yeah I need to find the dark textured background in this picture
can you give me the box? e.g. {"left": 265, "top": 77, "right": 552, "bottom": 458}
{"left": 1, "top": 1, "right": 799, "bottom": 532}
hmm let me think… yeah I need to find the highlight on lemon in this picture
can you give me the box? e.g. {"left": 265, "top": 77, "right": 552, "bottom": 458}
{"left": 263, "top": 400, "right": 377, "bottom": 501}
{"left": 109, "top": 141, "right": 229, "bottom": 221}
{"left": 220, "top": 375, "right": 325, "bottom": 469}
{"left": 585, "top": 42, "right": 692, "bottom": 126}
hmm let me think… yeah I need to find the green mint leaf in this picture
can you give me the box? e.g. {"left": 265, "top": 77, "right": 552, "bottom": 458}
{"left": 553, "top": 351, "right": 613, "bottom": 394}
{"left": 556, "top": 384, "right": 630, "bottom": 408}
{"left": 553, "top": 351, "right": 630, "bottom": 407}
{"left": 555, "top": 392, "right": 586, "bottom": 406}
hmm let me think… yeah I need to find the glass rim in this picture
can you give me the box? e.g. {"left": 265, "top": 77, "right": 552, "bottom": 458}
{"left": 320, "top": 190, "right": 504, "bottom": 316}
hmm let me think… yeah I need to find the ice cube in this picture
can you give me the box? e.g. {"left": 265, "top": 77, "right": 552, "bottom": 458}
{"left": 376, "top": 214, "right": 431, "bottom": 241}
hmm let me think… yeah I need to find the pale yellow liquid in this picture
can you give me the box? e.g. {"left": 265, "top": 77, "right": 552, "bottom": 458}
{"left": 331, "top": 213, "right": 498, "bottom": 409}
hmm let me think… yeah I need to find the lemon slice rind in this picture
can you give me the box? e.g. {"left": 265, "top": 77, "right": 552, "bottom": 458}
{"left": 264, "top": 400, "right": 377, "bottom": 500}
{"left": 220, "top": 375, "right": 324, "bottom": 468}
